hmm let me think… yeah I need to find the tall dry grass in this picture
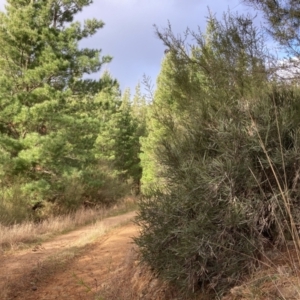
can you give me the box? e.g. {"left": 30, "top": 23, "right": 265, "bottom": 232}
{"left": 222, "top": 97, "right": 300, "bottom": 300}
{"left": 0, "top": 207, "right": 105, "bottom": 251}
{"left": 0, "top": 197, "right": 137, "bottom": 252}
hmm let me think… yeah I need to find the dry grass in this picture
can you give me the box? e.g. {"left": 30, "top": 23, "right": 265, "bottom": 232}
{"left": 0, "top": 207, "right": 106, "bottom": 251}
{"left": 94, "top": 246, "right": 207, "bottom": 300}
{"left": 0, "top": 197, "right": 137, "bottom": 252}
{"left": 223, "top": 247, "right": 300, "bottom": 300}
{"left": 222, "top": 107, "right": 300, "bottom": 300}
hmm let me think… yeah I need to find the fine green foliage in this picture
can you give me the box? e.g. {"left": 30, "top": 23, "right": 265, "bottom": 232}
{"left": 244, "top": 0, "right": 300, "bottom": 57}
{"left": 244, "top": 1, "right": 300, "bottom": 86}
{"left": 0, "top": 0, "right": 143, "bottom": 224}
{"left": 136, "top": 11, "right": 300, "bottom": 297}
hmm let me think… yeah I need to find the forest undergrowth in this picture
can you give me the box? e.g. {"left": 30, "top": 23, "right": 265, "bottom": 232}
{"left": 0, "top": 197, "right": 137, "bottom": 253}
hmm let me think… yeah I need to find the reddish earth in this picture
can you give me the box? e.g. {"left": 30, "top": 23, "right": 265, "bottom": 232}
{"left": 0, "top": 211, "right": 175, "bottom": 300}
{"left": 3, "top": 210, "right": 298, "bottom": 299}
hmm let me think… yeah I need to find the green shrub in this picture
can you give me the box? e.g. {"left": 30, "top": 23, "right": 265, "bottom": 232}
{"left": 136, "top": 12, "right": 300, "bottom": 297}
{"left": 0, "top": 182, "right": 33, "bottom": 225}
{"left": 136, "top": 86, "right": 300, "bottom": 296}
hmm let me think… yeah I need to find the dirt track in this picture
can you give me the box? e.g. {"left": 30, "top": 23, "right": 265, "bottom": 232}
{"left": 0, "top": 211, "right": 139, "bottom": 300}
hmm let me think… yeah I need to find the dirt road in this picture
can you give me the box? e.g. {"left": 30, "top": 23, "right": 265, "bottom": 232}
{"left": 0, "top": 211, "right": 140, "bottom": 300}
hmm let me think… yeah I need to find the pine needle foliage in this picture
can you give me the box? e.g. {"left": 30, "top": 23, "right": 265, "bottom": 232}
{"left": 0, "top": 1, "right": 142, "bottom": 223}
{"left": 136, "top": 12, "right": 300, "bottom": 297}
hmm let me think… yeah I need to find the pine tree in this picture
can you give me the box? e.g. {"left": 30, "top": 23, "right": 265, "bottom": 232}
{"left": 244, "top": 0, "right": 300, "bottom": 50}
{"left": 0, "top": 0, "right": 112, "bottom": 215}
{"left": 140, "top": 54, "right": 187, "bottom": 194}
{"left": 95, "top": 88, "right": 142, "bottom": 187}
{"left": 244, "top": 0, "right": 300, "bottom": 81}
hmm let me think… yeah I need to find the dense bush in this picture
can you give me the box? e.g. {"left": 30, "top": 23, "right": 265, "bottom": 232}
{"left": 136, "top": 12, "right": 300, "bottom": 297}
{"left": 0, "top": 1, "right": 145, "bottom": 224}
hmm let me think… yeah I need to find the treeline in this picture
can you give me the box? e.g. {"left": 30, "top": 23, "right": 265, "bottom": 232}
{"left": 136, "top": 1, "right": 300, "bottom": 298}
{"left": 0, "top": 0, "right": 146, "bottom": 224}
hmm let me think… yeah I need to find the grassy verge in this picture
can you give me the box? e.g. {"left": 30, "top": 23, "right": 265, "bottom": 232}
{"left": 223, "top": 246, "right": 300, "bottom": 299}
{"left": 0, "top": 196, "right": 137, "bottom": 252}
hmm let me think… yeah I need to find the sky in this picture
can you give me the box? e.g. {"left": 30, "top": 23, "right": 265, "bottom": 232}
{"left": 0, "top": 0, "right": 259, "bottom": 94}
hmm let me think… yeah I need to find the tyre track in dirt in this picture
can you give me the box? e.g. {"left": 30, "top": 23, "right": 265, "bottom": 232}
{"left": 20, "top": 224, "right": 140, "bottom": 300}
{"left": 0, "top": 211, "right": 136, "bottom": 300}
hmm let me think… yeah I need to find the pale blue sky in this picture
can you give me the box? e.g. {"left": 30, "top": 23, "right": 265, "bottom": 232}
{"left": 0, "top": 0, "right": 259, "bottom": 93}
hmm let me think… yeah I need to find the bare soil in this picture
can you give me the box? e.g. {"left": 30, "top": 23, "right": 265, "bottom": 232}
{"left": 0, "top": 211, "right": 177, "bottom": 300}
{"left": 0, "top": 211, "right": 146, "bottom": 300}
{"left": 3, "top": 209, "right": 298, "bottom": 300}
